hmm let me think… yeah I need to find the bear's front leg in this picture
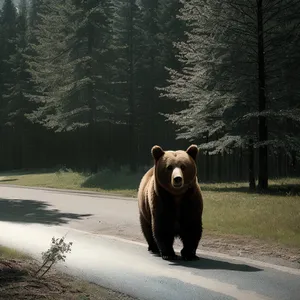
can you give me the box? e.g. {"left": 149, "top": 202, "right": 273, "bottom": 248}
{"left": 152, "top": 215, "right": 179, "bottom": 261}
{"left": 139, "top": 214, "right": 160, "bottom": 254}
{"left": 180, "top": 220, "right": 202, "bottom": 261}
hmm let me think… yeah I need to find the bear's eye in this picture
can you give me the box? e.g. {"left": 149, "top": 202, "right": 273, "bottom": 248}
{"left": 167, "top": 165, "right": 173, "bottom": 171}
{"left": 181, "top": 164, "right": 186, "bottom": 170}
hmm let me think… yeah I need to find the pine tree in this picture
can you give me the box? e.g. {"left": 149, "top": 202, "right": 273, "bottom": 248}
{"left": 2, "top": 0, "right": 31, "bottom": 168}
{"left": 137, "top": 0, "right": 161, "bottom": 149}
{"left": 156, "top": 0, "right": 186, "bottom": 82}
{"left": 155, "top": 0, "right": 188, "bottom": 144}
{"left": 254, "top": 0, "right": 300, "bottom": 183}
{"left": 64, "top": 0, "right": 116, "bottom": 172}
{"left": 112, "top": 0, "right": 145, "bottom": 171}
{"left": 160, "top": 0, "right": 300, "bottom": 190}
{"left": 138, "top": 0, "right": 186, "bottom": 151}
{"left": 4, "top": 0, "right": 30, "bottom": 127}
{"left": 0, "top": 0, "right": 18, "bottom": 168}
{"left": 223, "top": 0, "right": 300, "bottom": 189}
{"left": 26, "top": 0, "right": 116, "bottom": 172}
{"left": 24, "top": 0, "right": 48, "bottom": 122}
{"left": 25, "top": 0, "right": 74, "bottom": 127}
{"left": 159, "top": 0, "right": 230, "bottom": 148}
{"left": 0, "top": 0, "right": 18, "bottom": 112}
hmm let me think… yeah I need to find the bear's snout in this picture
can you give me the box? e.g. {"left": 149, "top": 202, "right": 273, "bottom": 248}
{"left": 172, "top": 167, "right": 184, "bottom": 188}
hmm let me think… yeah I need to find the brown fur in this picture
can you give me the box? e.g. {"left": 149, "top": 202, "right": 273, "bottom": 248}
{"left": 138, "top": 145, "right": 203, "bottom": 261}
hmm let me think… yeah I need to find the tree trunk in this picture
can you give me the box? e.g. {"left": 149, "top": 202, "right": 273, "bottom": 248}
{"left": 257, "top": 0, "right": 268, "bottom": 190}
{"left": 205, "top": 131, "right": 210, "bottom": 181}
{"left": 17, "top": 128, "right": 24, "bottom": 169}
{"left": 147, "top": 1, "right": 159, "bottom": 154}
{"left": 248, "top": 138, "right": 256, "bottom": 191}
{"left": 87, "top": 23, "right": 97, "bottom": 174}
{"left": 291, "top": 151, "right": 296, "bottom": 177}
{"left": 277, "top": 151, "right": 282, "bottom": 177}
{"left": 239, "top": 147, "right": 243, "bottom": 181}
{"left": 217, "top": 153, "right": 222, "bottom": 182}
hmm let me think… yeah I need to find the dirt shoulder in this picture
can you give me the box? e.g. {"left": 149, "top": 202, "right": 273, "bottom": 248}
{"left": 200, "top": 231, "right": 300, "bottom": 269}
{"left": 0, "top": 258, "right": 136, "bottom": 300}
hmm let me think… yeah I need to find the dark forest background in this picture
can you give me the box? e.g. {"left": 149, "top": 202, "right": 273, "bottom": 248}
{"left": 0, "top": 0, "right": 299, "bottom": 190}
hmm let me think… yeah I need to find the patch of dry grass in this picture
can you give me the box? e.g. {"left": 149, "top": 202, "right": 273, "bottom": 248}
{"left": 0, "top": 245, "right": 30, "bottom": 260}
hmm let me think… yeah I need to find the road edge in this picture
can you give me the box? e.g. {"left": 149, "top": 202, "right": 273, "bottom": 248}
{"left": 0, "top": 183, "right": 137, "bottom": 200}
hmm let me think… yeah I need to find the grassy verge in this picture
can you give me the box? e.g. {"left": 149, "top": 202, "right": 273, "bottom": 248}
{"left": 0, "top": 167, "right": 141, "bottom": 197}
{"left": 0, "top": 244, "right": 134, "bottom": 300}
{"left": 0, "top": 168, "right": 299, "bottom": 249}
{"left": 0, "top": 245, "right": 30, "bottom": 260}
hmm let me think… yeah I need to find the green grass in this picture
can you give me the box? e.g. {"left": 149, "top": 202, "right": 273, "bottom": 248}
{"left": 0, "top": 245, "right": 30, "bottom": 260}
{"left": 0, "top": 166, "right": 144, "bottom": 197}
{"left": 202, "top": 188, "right": 300, "bottom": 246}
{"left": 0, "top": 168, "right": 299, "bottom": 248}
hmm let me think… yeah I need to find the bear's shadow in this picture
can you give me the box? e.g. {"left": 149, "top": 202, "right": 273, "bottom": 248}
{"left": 164, "top": 255, "right": 262, "bottom": 272}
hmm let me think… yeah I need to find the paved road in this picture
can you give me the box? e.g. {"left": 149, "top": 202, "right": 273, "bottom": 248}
{"left": 0, "top": 185, "right": 299, "bottom": 300}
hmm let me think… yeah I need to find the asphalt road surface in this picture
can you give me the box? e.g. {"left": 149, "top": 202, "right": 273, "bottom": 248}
{"left": 0, "top": 185, "right": 299, "bottom": 300}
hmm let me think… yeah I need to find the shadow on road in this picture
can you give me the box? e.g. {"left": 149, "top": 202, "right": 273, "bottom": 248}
{"left": 169, "top": 256, "right": 262, "bottom": 272}
{"left": 0, "top": 198, "right": 93, "bottom": 225}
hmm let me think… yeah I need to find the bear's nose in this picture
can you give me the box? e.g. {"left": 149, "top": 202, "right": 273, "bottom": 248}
{"left": 174, "top": 176, "right": 182, "bottom": 184}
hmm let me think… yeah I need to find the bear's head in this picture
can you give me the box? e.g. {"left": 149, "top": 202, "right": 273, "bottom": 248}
{"left": 151, "top": 144, "right": 199, "bottom": 195}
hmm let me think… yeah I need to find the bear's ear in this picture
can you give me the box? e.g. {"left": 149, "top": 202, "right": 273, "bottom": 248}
{"left": 186, "top": 144, "right": 199, "bottom": 161}
{"left": 151, "top": 145, "right": 165, "bottom": 162}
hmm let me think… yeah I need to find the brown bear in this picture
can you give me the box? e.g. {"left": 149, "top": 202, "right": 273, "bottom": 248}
{"left": 137, "top": 144, "right": 203, "bottom": 261}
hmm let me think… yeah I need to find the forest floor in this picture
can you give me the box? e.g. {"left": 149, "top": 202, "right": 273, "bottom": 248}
{"left": 0, "top": 168, "right": 299, "bottom": 266}
{"left": 0, "top": 245, "right": 135, "bottom": 300}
